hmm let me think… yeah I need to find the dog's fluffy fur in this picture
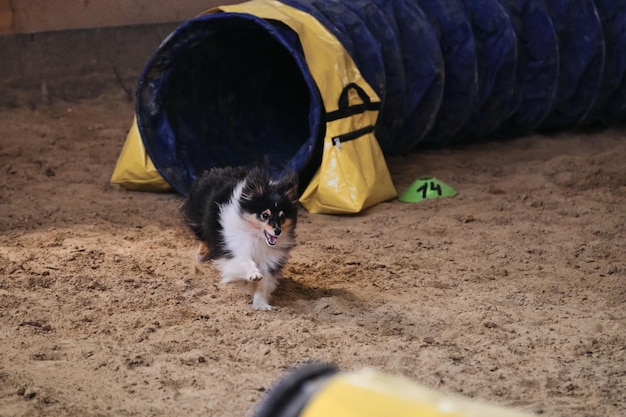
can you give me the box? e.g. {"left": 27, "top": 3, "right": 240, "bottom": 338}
{"left": 181, "top": 166, "right": 298, "bottom": 310}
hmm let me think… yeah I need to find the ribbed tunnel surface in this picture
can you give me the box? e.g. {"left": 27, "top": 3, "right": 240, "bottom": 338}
{"left": 135, "top": 0, "right": 626, "bottom": 195}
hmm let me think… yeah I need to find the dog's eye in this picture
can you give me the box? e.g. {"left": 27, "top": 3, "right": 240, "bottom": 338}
{"left": 279, "top": 213, "right": 285, "bottom": 222}
{"left": 259, "top": 212, "right": 269, "bottom": 221}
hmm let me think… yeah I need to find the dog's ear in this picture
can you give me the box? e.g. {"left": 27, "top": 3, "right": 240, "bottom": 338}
{"left": 277, "top": 171, "right": 299, "bottom": 204}
{"left": 242, "top": 168, "right": 267, "bottom": 200}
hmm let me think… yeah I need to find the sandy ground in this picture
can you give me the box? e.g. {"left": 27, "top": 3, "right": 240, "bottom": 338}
{"left": 0, "top": 92, "right": 624, "bottom": 417}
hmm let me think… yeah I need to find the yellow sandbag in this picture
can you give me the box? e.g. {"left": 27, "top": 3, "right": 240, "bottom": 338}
{"left": 298, "top": 83, "right": 397, "bottom": 214}
{"left": 110, "top": 117, "right": 171, "bottom": 192}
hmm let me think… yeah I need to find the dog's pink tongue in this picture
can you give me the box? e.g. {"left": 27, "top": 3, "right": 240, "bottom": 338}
{"left": 264, "top": 231, "right": 278, "bottom": 246}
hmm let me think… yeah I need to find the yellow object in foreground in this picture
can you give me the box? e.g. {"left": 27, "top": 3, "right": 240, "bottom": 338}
{"left": 300, "top": 369, "right": 532, "bottom": 417}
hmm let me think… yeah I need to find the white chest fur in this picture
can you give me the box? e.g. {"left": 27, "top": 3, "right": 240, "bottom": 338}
{"left": 217, "top": 182, "right": 292, "bottom": 275}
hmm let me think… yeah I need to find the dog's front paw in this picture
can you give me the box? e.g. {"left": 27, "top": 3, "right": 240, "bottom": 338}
{"left": 252, "top": 293, "right": 272, "bottom": 311}
{"left": 196, "top": 242, "right": 210, "bottom": 263}
{"left": 246, "top": 261, "right": 263, "bottom": 281}
{"left": 246, "top": 269, "right": 263, "bottom": 281}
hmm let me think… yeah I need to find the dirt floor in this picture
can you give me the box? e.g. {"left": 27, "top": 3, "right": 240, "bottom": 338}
{"left": 0, "top": 92, "right": 624, "bottom": 417}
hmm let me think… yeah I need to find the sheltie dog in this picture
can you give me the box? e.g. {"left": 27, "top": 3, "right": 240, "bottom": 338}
{"left": 181, "top": 166, "right": 299, "bottom": 310}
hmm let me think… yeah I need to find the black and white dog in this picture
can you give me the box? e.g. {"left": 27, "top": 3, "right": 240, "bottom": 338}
{"left": 181, "top": 166, "right": 298, "bottom": 310}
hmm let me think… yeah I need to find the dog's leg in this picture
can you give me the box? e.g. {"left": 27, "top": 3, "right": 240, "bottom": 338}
{"left": 243, "top": 258, "right": 263, "bottom": 281}
{"left": 252, "top": 292, "right": 272, "bottom": 311}
{"left": 251, "top": 274, "right": 278, "bottom": 311}
{"left": 196, "top": 242, "right": 210, "bottom": 263}
{"left": 218, "top": 258, "right": 263, "bottom": 283}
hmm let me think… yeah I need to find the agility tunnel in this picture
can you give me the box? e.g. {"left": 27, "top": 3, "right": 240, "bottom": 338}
{"left": 111, "top": 0, "right": 626, "bottom": 213}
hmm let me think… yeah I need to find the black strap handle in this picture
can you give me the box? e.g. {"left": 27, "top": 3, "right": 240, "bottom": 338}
{"left": 332, "top": 125, "right": 375, "bottom": 146}
{"left": 326, "top": 83, "right": 381, "bottom": 122}
{"left": 338, "top": 83, "right": 371, "bottom": 108}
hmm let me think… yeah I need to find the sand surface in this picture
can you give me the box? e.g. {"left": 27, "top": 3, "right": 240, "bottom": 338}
{"left": 0, "top": 94, "right": 624, "bottom": 417}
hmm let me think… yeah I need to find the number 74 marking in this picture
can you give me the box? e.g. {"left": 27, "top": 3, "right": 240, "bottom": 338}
{"left": 416, "top": 181, "right": 442, "bottom": 199}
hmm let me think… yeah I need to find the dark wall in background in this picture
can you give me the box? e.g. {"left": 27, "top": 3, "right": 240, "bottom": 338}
{"left": 1, "top": 23, "right": 178, "bottom": 106}
{"left": 0, "top": 0, "right": 240, "bottom": 106}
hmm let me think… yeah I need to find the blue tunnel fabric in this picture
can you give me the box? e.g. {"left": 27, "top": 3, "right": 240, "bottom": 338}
{"left": 135, "top": 0, "right": 626, "bottom": 196}
{"left": 584, "top": 0, "right": 626, "bottom": 126}
{"left": 539, "top": 0, "right": 605, "bottom": 130}
{"left": 280, "top": 0, "right": 445, "bottom": 154}
{"left": 493, "top": 0, "right": 559, "bottom": 138}
{"left": 417, "top": 0, "right": 478, "bottom": 147}
{"left": 136, "top": 13, "right": 323, "bottom": 195}
{"left": 456, "top": 0, "right": 518, "bottom": 143}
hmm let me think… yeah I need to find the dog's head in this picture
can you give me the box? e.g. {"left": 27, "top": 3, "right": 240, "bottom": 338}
{"left": 240, "top": 168, "right": 299, "bottom": 247}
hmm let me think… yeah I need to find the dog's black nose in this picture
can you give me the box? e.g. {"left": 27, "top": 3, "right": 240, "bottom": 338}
{"left": 274, "top": 227, "right": 282, "bottom": 236}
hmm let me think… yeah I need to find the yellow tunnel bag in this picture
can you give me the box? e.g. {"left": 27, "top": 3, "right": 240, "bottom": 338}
{"left": 110, "top": 116, "right": 172, "bottom": 192}
{"left": 299, "top": 83, "right": 397, "bottom": 214}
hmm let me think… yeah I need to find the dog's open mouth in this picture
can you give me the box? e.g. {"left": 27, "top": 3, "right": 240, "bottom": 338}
{"left": 263, "top": 231, "right": 278, "bottom": 246}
